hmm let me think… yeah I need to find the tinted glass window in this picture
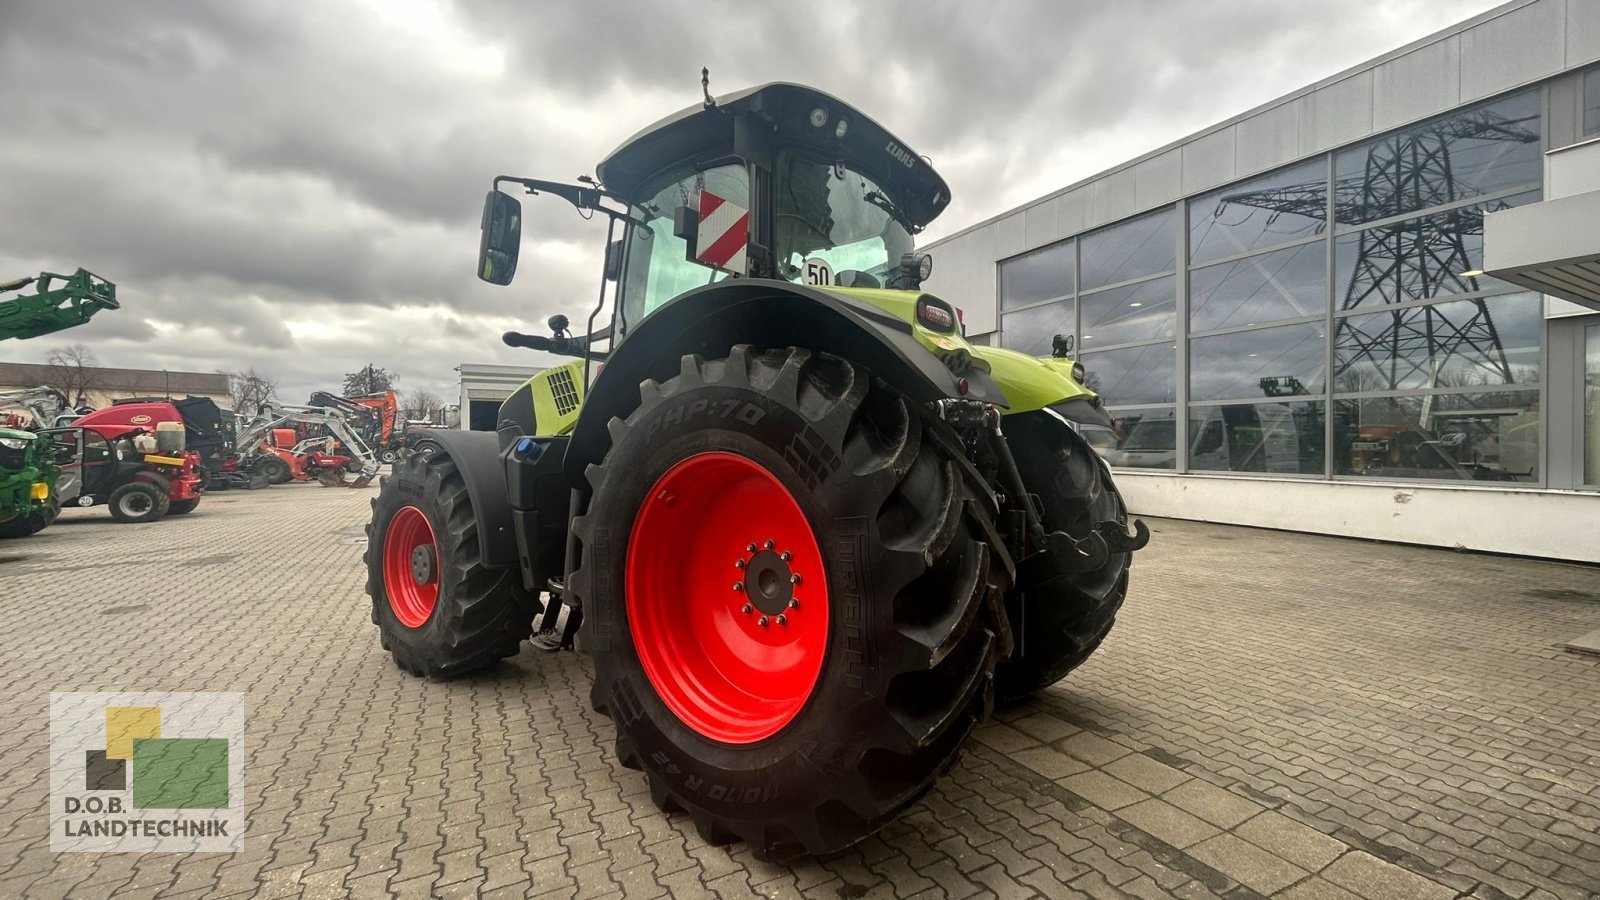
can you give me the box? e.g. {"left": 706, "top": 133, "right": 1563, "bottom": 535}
{"left": 1000, "top": 300, "right": 1075, "bottom": 358}
{"left": 1190, "top": 242, "right": 1326, "bottom": 333}
{"left": 1586, "top": 69, "right": 1600, "bottom": 138}
{"left": 1190, "top": 323, "right": 1326, "bottom": 402}
{"left": 1335, "top": 390, "right": 1539, "bottom": 482}
{"left": 1332, "top": 292, "right": 1543, "bottom": 393}
{"left": 1189, "top": 401, "right": 1325, "bottom": 475}
{"left": 1333, "top": 91, "right": 1540, "bottom": 225}
{"left": 1081, "top": 343, "right": 1177, "bottom": 406}
{"left": 1332, "top": 190, "right": 1538, "bottom": 310}
{"left": 1190, "top": 159, "right": 1326, "bottom": 264}
{"left": 1585, "top": 325, "right": 1599, "bottom": 484}
{"left": 1103, "top": 407, "right": 1177, "bottom": 469}
{"left": 621, "top": 164, "right": 746, "bottom": 328}
{"left": 1000, "top": 241, "right": 1074, "bottom": 310}
{"left": 1080, "top": 208, "right": 1176, "bottom": 289}
{"left": 1080, "top": 276, "right": 1176, "bottom": 349}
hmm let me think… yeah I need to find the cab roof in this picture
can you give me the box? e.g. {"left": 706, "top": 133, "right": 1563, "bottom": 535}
{"left": 595, "top": 83, "right": 952, "bottom": 230}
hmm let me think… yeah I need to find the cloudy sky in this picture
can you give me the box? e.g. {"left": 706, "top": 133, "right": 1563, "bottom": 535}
{"left": 0, "top": 0, "right": 1503, "bottom": 405}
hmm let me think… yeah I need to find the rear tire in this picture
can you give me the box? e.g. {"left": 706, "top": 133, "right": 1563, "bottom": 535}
{"left": 168, "top": 498, "right": 200, "bottom": 515}
{"left": 108, "top": 483, "right": 165, "bottom": 523}
{"left": 994, "top": 412, "right": 1131, "bottom": 704}
{"left": 576, "top": 347, "right": 1013, "bottom": 859}
{"left": 366, "top": 451, "right": 538, "bottom": 677}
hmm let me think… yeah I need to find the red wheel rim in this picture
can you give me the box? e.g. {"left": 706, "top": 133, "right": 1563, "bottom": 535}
{"left": 384, "top": 505, "right": 439, "bottom": 628}
{"left": 626, "top": 451, "right": 829, "bottom": 744}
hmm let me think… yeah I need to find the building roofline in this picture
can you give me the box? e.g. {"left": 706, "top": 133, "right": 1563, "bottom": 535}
{"left": 923, "top": 0, "right": 1542, "bottom": 251}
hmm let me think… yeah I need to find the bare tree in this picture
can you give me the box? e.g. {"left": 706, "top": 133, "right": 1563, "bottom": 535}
{"left": 45, "top": 343, "right": 103, "bottom": 408}
{"left": 402, "top": 388, "right": 442, "bottom": 420}
{"left": 228, "top": 368, "right": 279, "bottom": 415}
{"left": 344, "top": 364, "right": 395, "bottom": 396}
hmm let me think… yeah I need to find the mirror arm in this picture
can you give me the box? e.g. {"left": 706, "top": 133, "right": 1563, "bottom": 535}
{"left": 493, "top": 176, "right": 648, "bottom": 228}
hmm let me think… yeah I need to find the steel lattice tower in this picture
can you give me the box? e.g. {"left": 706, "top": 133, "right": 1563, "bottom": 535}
{"left": 1212, "top": 109, "right": 1538, "bottom": 394}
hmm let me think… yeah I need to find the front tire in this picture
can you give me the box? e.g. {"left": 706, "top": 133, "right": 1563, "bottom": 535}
{"left": 365, "top": 451, "right": 538, "bottom": 677}
{"left": 258, "top": 457, "right": 291, "bottom": 484}
{"left": 0, "top": 497, "right": 59, "bottom": 538}
{"left": 575, "top": 347, "right": 1013, "bottom": 859}
{"left": 168, "top": 498, "right": 200, "bottom": 515}
{"left": 378, "top": 448, "right": 399, "bottom": 465}
{"left": 994, "top": 412, "right": 1132, "bottom": 703}
{"left": 108, "top": 483, "right": 166, "bottom": 523}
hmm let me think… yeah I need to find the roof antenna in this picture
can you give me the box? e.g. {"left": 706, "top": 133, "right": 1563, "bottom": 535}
{"left": 701, "top": 67, "right": 716, "bottom": 109}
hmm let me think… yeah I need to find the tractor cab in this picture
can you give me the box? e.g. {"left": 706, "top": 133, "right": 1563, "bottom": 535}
{"left": 480, "top": 82, "right": 948, "bottom": 343}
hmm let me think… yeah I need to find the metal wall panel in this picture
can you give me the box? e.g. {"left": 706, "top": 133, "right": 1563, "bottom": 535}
{"left": 1134, "top": 149, "right": 1183, "bottom": 211}
{"left": 995, "top": 212, "right": 1027, "bottom": 260}
{"left": 1023, "top": 189, "right": 1086, "bottom": 250}
{"left": 1372, "top": 35, "right": 1461, "bottom": 132}
{"left": 1299, "top": 70, "right": 1373, "bottom": 154}
{"left": 1570, "top": 0, "right": 1600, "bottom": 66}
{"left": 1460, "top": 0, "right": 1564, "bottom": 101}
{"left": 1181, "top": 125, "right": 1236, "bottom": 194}
{"left": 923, "top": 225, "right": 999, "bottom": 334}
{"left": 1089, "top": 166, "right": 1138, "bottom": 228}
{"left": 1235, "top": 101, "right": 1301, "bottom": 177}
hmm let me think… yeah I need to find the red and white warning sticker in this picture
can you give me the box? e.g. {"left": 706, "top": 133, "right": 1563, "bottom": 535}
{"left": 695, "top": 191, "right": 749, "bottom": 275}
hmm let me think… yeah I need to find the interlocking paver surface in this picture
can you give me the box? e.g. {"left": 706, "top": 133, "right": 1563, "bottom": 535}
{"left": 1, "top": 484, "right": 1597, "bottom": 898}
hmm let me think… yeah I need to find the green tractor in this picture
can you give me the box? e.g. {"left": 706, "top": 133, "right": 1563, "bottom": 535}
{"left": 365, "top": 82, "right": 1148, "bottom": 857}
{"left": 0, "top": 268, "right": 119, "bottom": 341}
{"left": 0, "top": 427, "right": 64, "bottom": 538}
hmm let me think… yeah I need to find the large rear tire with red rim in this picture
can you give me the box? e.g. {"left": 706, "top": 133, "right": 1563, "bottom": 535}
{"left": 365, "top": 451, "right": 538, "bottom": 677}
{"left": 575, "top": 346, "right": 1014, "bottom": 859}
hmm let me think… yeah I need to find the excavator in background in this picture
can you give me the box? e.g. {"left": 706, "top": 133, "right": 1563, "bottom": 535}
{"left": 0, "top": 268, "right": 119, "bottom": 341}
{"left": 0, "top": 387, "right": 78, "bottom": 431}
{"left": 234, "top": 405, "right": 380, "bottom": 487}
{"left": 308, "top": 390, "right": 405, "bottom": 463}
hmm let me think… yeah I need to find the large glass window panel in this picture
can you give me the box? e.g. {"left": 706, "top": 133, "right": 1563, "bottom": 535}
{"left": 1100, "top": 407, "right": 1177, "bottom": 469}
{"left": 1000, "top": 241, "right": 1074, "bottom": 310}
{"left": 1080, "top": 208, "right": 1175, "bottom": 289}
{"left": 1586, "top": 69, "right": 1600, "bottom": 138}
{"left": 1333, "top": 90, "right": 1541, "bottom": 225}
{"left": 1189, "top": 401, "right": 1325, "bottom": 475}
{"left": 1334, "top": 390, "right": 1539, "bottom": 483}
{"left": 1081, "top": 343, "right": 1177, "bottom": 406}
{"left": 1190, "top": 243, "right": 1326, "bottom": 332}
{"left": 1332, "top": 191, "right": 1538, "bottom": 309}
{"left": 1584, "top": 325, "right": 1599, "bottom": 485}
{"left": 1081, "top": 277, "right": 1176, "bottom": 349}
{"left": 1189, "top": 159, "right": 1327, "bottom": 264}
{"left": 1190, "top": 323, "right": 1326, "bottom": 402}
{"left": 1000, "top": 300, "right": 1075, "bottom": 358}
{"left": 1332, "top": 292, "right": 1542, "bottom": 394}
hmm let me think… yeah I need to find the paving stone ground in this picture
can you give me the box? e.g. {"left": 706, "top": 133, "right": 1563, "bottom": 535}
{"left": 1, "top": 482, "right": 1597, "bottom": 898}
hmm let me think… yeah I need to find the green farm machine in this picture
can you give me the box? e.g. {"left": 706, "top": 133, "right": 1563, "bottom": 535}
{"left": 364, "top": 82, "right": 1147, "bottom": 857}
{"left": 0, "top": 268, "right": 119, "bottom": 341}
{"left": 0, "top": 427, "right": 64, "bottom": 538}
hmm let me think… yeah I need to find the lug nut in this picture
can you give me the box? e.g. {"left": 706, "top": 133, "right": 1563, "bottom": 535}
{"left": 776, "top": 615, "right": 787, "bottom": 626}
{"left": 734, "top": 559, "right": 745, "bottom": 569}
{"left": 733, "top": 582, "right": 745, "bottom": 592}
{"left": 757, "top": 616, "right": 769, "bottom": 627}
{"left": 764, "top": 539, "right": 775, "bottom": 550}
{"left": 741, "top": 604, "right": 752, "bottom": 614}
{"left": 788, "top": 598, "right": 799, "bottom": 609}
{"left": 790, "top": 573, "right": 802, "bottom": 585}
{"left": 747, "top": 543, "right": 757, "bottom": 552}
{"left": 780, "top": 550, "right": 792, "bottom": 562}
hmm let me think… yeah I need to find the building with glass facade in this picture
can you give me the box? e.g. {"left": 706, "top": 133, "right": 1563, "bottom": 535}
{"left": 924, "top": 0, "right": 1600, "bottom": 562}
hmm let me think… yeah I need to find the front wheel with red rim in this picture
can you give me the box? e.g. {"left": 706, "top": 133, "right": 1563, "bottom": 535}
{"left": 579, "top": 346, "right": 1013, "bottom": 860}
{"left": 365, "top": 445, "right": 537, "bottom": 678}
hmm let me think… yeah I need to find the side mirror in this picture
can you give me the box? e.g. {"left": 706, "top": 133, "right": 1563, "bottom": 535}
{"left": 603, "top": 238, "right": 624, "bottom": 282}
{"left": 1052, "top": 333, "right": 1075, "bottom": 357}
{"left": 478, "top": 190, "right": 522, "bottom": 285}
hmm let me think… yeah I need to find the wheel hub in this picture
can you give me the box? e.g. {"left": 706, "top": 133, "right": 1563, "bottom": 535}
{"left": 737, "top": 547, "right": 796, "bottom": 617}
{"left": 410, "top": 543, "right": 436, "bottom": 586}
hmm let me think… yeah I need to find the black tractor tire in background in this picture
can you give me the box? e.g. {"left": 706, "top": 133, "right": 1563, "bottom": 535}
{"left": 168, "top": 498, "right": 201, "bottom": 515}
{"left": 108, "top": 482, "right": 167, "bottom": 524}
{"left": 575, "top": 346, "right": 1014, "bottom": 860}
{"left": 366, "top": 451, "right": 539, "bottom": 677}
{"left": 345, "top": 458, "right": 363, "bottom": 474}
{"left": 378, "top": 447, "right": 399, "bottom": 465}
{"left": 993, "top": 411, "right": 1132, "bottom": 704}
{"left": 0, "top": 497, "right": 60, "bottom": 538}
{"left": 258, "top": 457, "right": 291, "bottom": 484}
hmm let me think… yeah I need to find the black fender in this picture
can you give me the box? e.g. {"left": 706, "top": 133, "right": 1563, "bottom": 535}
{"left": 1049, "top": 398, "right": 1117, "bottom": 430}
{"left": 564, "top": 278, "right": 1006, "bottom": 483}
{"left": 408, "top": 429, "right": 518, "bottom": 570}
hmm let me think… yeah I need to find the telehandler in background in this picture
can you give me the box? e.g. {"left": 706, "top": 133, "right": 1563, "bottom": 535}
{"left": 365, "top": 81, "right": 1147, "bottom": 858}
